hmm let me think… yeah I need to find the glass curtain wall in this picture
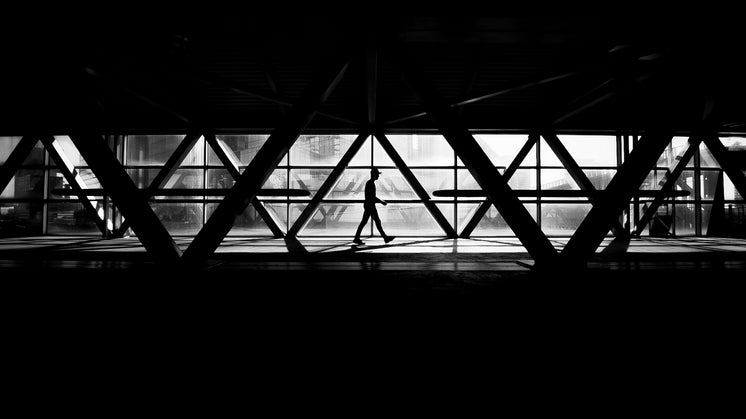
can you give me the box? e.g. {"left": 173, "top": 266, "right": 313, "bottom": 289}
{"left": 1, "top": 133, "right": 744, "bottom": 238}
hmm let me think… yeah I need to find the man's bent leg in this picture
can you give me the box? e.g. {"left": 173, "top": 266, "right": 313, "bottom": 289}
{"left": 354, "top": 210, "right": 371, "bottom": 240}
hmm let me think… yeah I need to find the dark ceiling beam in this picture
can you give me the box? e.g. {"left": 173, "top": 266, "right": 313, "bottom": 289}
{"left": 205, "top": 133, "right": 285, "bottom": 238}
{"left": 385, "top": 40, "right": 557, "bottom": 264}
{"left": 85, "top": 67, "right": 191, "bottom": 125}
{"left": 384, "top": 70, "right": 583, "bottom": 126}
{"left": 70, "top": 134, "right": 182, "bottom": 264}
{"left": 182, "top": 57, "right": 350, "bottom": 263}
{"left": 287, "top": 134, "right": 368, "bottom": 238}
{"left": 257, "top": 44, "right": 286, "bottom": 117}
{"left": 542, "top": 131, "right": 627, "bottom": 237}
{"left": 41, "top": 136, "right": 109, "bottom": 236}
{"left": 367, "top": 38, "right": 378, "bottom": 127}
{"left": 180, "top": 70, "right": 358, "bottom": 126}
{"left": 553, "top": 73, "right": 652, "bottom": 124}
{"left": 116, "top": 131, "right": 202, "bottom": 237}
{"left": 459, "top": 132, "right": 538, "bottom": 238}
{"left": 376, "top": 132, "right": 457, "bottom": 238}
{"left": 0, "top": 136, "right": 38, "bottom": 194}
{"left": 561, "top": 130, "right": 673, "bottom": 266}
{"left": 633, "top": 136, "right": 700, "bottom": 236}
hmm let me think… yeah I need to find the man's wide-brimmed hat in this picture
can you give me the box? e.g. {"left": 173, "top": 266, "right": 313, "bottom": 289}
{"left": 370, "top": 168, "right": 382, "bottom": 175}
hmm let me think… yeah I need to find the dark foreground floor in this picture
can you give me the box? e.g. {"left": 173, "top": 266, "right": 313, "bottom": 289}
{"left": 2, "top": 236, "right": 743, "bottom": 360}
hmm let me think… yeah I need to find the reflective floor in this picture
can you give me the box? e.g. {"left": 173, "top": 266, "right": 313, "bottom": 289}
{"left": 1, "top": 235, "right": 745, "bottom": 272}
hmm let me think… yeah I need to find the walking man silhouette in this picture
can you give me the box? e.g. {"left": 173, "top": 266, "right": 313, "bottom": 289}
{"left": 353, "top": 168, "right": 395, "bottom": 245}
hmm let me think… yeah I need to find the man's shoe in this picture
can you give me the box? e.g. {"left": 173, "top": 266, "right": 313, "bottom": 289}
{"left": 384, "top": 235, "right": 396, "bottom": 243}
{"left": 353, "top": 238, "right": 365, "bottom": 245}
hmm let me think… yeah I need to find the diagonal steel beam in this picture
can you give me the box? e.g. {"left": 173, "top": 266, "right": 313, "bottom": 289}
{"left": 287, "top": 134, "right": 368, "bottom": 237}
{"left": 459, "top": 133, "right": 538, "bottom": 238}
{"left": 633, "top": 136, "right": 701, "bottom": 236}
{"left": 40, "top": 136, "right": 109, "bottom": 236}
{"left": 542, "top": 131, "right": 626, "bottom": 237}
{"left": 561, "top": 130, "right": 673, "bottom": 265}
{"left": 183, "top": 58, "right": 350, "bottom": 262}
{"left": 703, "top": 135, "right": 746, "bottom": 201}
{"left": 0, "top": 136, "right": 39, "bottom": 193}
{"left": 376, "top": 133, "right": 457, "bottom": 238}
{"left": 70, "top": 134, "right": 182, "bottom": 264}
{"left": 205, "top": 133, "right": 285, "bottom": 238}
{"left": 385, "top": 41, "right": 557, "bottom": 263}
{"left": 116, "top": 131, "right": 202, "bottom": 236}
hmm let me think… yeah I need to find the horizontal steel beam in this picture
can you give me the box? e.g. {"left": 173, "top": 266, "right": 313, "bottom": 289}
{"left": 434, "top": 190, "right": 691, "bottom": 198}
{"left": 53, "top": 188, "right": 310, "bottom": 197}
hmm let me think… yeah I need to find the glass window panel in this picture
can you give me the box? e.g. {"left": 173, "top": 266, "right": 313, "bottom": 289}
{"left": 378, "top": 203, "right": 443, "bottom": 235}
{"left": 126, "top": 168, "right": 159, "bottom": 189}
{"left": 373, "top": 137, "right": 394, "bottom": 166}
{"left": 553, "top": 135, "right": 617, "bottom": 166}
{"left": 700, "top": 170, "right": 721, "bottom": 200}
{"left": 53, "top": 136, "right": 88, "bottom": 167}
{"left": 458, "top": 169, "right": 535, "bottom": 194}
{"left": 699, "top": 142, "right": 719, "bottom": 168}
{"left": 540, "top": 203, "right": 592, "bottom": 236}
{"left": 151, "top": 203, "right": 203, "bottom": 235}
{"left": 674, "top": 170, "right": 695, "bottom": 201}
{"left": 639, "top": 170, "right": 669, "bottom": 190}
{"left": 377, "top": 170, "right": 416, "bottom": 201}
{"left": 475, "top": 134, "right": 536, "bottom": 167}
{"left": 641, "top": 202, "right": 673, "bottom": 237}
{"left": 541, "top": 169, "right": 580, "bottom": 191}
{"left": 327, "top": 169, "right": 368, "bottom": 200}
{"left": 582, "top": 169, "right": 616, "bottom": 189}
{"left": 25, "top": 140, "right": 45, "bottom": 166}
{"left": 435, "top": 203, "right": 456, "bottom": 230}
{"left": 0, "top": 136, "right": 22, "bottom": 165}
{"left": 724, "top": 173, "right": 743, "bottom": 201}
{"left": 656, "top": 136, "right": 691, "bottom": 169}
{"left": 299, "top": 203, "right": 363, "bottom": 236}
{"left": 286, "top": 202, "right": 309, "bottom": 232}
{"left": 208, "top": 135, "right": 268, "bottom": 166}
{"left": 700, "top": 204, "right": 713, "bottom": 235}
{"left": 207, "top": 169, "right": 234, "bottom": 189}
{"left": 539, "top": 137, "right": 561, "bottom": 166}
{"left": 0, "top": 137, "right": 44, "bottom": 166}
{"left": 348, "top": 136, "right": 371, "bottom": 167}
{"left": 384, "top": 135, "right": 454, "bottom": 166}
{"left": 289, "top": 135, "right": 358, "bottom": 166}
{"left": 290, "top": 169, "right": 332, "bottom": 199}
{"left": 411, "top": 169, "right": 454, "bottom": 199}
{"left": 258, "top": 169, "right": 288, "bottom": 199}
{"left": 126, "top": 135, "right": 204, "bottom": 166}
{"left": 47, "top": 202, "right": 100, "bottom": 235}
{"left": 473, "top": 204, "right": 537, "bottom": 236}
{"left": 724, "top": 203, "right": 746, "bottom": 229}
{"left": 458, "top": 169, "right": 479, "bottom": 190}
{"left": 720, "top": 137, "right": 746, "bottom": 149}
{"left": 268, "top": 203, "right": 288, "bottom": 231}
{"left": 456, "top": 203, "right": 480, "bottom": 235}
{"left": 0, "top": 202, "right": 43, "bottom": 237}
{"left": 506, "top": 169, "right": 537, "bottom": 190}
{"left": 206, "top": 203, "right": 274, "bottom": 236}
{"left": 1, "top": 169, "right": 44, "bottom": 199}
{"left": 161, "top": 169, "right": 204, "bottom": 198}
{"left": 674, "top": 204, "right": 696, "bottom": 235}
{"left": 47, "top": 170, "right": 103, "bottom": 200}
